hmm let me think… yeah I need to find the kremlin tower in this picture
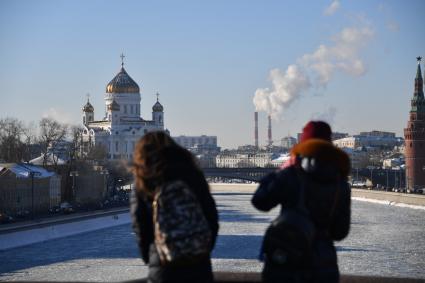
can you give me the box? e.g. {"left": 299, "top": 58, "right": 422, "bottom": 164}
{"left": 404, "top": 57, "right": 425, "bottom": 190}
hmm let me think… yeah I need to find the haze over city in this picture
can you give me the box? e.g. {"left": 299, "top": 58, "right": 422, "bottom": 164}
{"left": 1, "top": 0, "right": 424, "bottom": 148}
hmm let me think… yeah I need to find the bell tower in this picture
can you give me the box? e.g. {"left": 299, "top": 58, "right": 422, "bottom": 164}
{"left": 404, "top": 57, "right": 425, "bottom": 191}
{"left": 152, "top": 92, "right": 164, "bottom": 128}
{"left": 82, "top": 95, "right": 94, "bottom": 126}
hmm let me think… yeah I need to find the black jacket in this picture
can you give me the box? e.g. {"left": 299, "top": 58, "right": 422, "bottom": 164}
{"left": 252, "top": 139, "right": 351, "bottom": 283}
{"left": 131, "top": 168, "right": 219, "bottom": 283}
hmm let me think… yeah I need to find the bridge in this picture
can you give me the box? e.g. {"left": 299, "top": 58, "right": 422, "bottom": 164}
{"left": 202, "top": 167, "right": 406, "bottom": 188}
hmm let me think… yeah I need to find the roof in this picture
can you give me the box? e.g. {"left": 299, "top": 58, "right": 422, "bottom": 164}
{"left": 152, "top": 101, "right": 164, "bottom": 112}
{"left": 0, "top": 163, "right": 56, "bottom": 178}
{"left": 82, "top": 100, "right": 94, "bottom": 112}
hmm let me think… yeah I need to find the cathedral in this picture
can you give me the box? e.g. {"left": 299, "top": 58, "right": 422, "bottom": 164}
{"left": 81, "top": 55, "right": 167, "bottom": 160}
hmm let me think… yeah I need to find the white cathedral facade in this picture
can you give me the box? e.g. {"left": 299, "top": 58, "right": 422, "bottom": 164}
{"left": 81, "top": 58, "right": 166, "bottom": 160}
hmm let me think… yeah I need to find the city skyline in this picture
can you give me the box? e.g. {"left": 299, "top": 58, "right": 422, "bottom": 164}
{"left": 1, "top": 0, "right": 425, "bottom": 148}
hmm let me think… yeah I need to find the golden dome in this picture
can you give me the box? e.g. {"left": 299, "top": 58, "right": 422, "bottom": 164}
{"left": 106, "top": 67, "right": 140, "bottom": 94}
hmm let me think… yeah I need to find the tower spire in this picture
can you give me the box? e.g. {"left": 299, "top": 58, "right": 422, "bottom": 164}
{"left": 414, "top": 56, "right": 424, "bottom": 99}
{"left": 416, "top": 56, "right": 422, "bottom": 79}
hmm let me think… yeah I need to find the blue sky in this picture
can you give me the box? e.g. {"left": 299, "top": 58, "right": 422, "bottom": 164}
{"left": 1, "top": 0, "right": 424, "bottom": 148}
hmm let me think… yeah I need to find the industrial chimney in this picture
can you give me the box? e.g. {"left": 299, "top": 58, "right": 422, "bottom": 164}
{"left": 254, "top": 112, "right": 259, "bottom": 149}
{"left": 268, "top": 115, "right": 272, "bottom": 147}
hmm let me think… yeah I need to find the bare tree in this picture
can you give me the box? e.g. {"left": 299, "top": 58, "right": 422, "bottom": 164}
{"left": 22, "top": 121, "right": 38, "bottom": 162}
{"left": 87, "top": 143, "right": 108, "bottom": 161}
{"left": 0, "top": 117, "right": 25, "bottom": 162}
{"left": 38, "top": 118, "right": 68, "bottom": 167}
{"left": 69, "top": 125, "right": 84, "bottom": 160}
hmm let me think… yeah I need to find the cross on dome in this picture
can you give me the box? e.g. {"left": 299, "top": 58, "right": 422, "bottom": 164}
{"left": 82, "top": 93, "right": 94, "bottom": 112}
{"left": 120, "top": 53, "right": 125, "bottom": 67}
{"left": 156, "top": 92, "right": 160, "bottom": 102}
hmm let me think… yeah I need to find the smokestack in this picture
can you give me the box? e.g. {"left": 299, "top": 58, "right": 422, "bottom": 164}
{"left": 268, "top": 115, "right": 272, "bottom": 147}
{"left": 254, "top": 112, "right": 259, "bottom": 149}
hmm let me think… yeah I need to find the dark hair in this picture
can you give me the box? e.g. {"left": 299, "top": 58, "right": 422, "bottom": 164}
{"left": 132, "top": 131, "right": 200, "bottom": 198}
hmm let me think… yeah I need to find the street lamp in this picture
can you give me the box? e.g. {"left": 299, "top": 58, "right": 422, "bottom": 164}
{"left": 386, "top": 169, "right": 389, "bottom": 189}
{"left": 100, "top": 169, "right": 109, "bottom": 199}
{"left": 368, "top": 167, "right": 374, "bottom": 189}
{"left": 29, "top": 171, "right": 35, "bottom": 220}
{"left": 69, "top": 171, "right": 79, "bottom": 202}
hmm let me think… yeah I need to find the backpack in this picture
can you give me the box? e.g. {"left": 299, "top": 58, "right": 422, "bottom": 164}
{"left": 262, "top": 200, "right": 315, "bottom": 266}
{"left": 262, "top": 163, "right": 340, "bottom": 266}
{"left": 153, "top": 180, "right": 212, "bottom": 266}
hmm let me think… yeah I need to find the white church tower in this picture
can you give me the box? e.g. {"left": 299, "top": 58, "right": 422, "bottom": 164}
{"left": 82, "top": 96, "right": 94, "bottom": 126}
{"left": 152, "top": 92, "right": 164, "bottom": 127}
{"left": 80, "top": 54, "right": 168, "bottom": 160}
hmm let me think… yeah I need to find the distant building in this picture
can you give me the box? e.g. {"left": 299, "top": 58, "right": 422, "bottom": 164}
{"left": 333, "top": 137, "right": 361, "bottom": 149}
{"left": 173, "top": 135, "right": 218, "bottom": 148}
{"left": 237, "top": 145, "right": 259, "bottom": 153}
{"left": 404, "top": 57, "right": 425, "bottom": 190}
{"left": 382, "top": 157, "right": 404, "bottom": 169}
{"left": 173, "top": 135, "right": 220, "bottom": 168}
{"left": 359, "top": 131, "right": 395, "bottom": 138}
{"left": 341, "top": 148, "right": 369, "bottom": 169}
{"left": 333, "top": 135, "right": 398, "bottom": 149}
{"left": 281, "top": 136, "right": 297, "bottom": 149}
{"left": 332, "top": 132, "right": 349, "bottom": 140}
{"left": 0, "top": 163, "right": 61, "bottom": 216}
{"left": 216, "top": 152, "right": 277, "bottom": 168}
{"left": 81, "top": 56, "right": 167, "bottom": 160}
{"left": 297, "top": 131, "right": 348, "bottom": 143}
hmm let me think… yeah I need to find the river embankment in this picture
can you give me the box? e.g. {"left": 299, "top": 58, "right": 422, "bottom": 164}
{"left": 1, "top": 183, "right": 424, "bottom": 251}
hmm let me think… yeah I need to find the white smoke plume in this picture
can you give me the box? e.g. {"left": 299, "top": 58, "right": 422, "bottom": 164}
{"left": 253, "top": 65, "right": 310, "bottom": 119}
{"left": 253, "top": 24, "right": 374, "bottom": 118}
{"left": 301, "top": 26, "right": 374, "bottom": 85}
{"left": 323, "top": 0, "right": 340, "bottom": 16}
{"left": 42, "top": 107, "right": 73, "bottom": 124}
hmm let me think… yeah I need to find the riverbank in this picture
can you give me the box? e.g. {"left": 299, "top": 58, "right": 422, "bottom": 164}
{"left": 1, "top": 183, "right": 424, "bottom": 251}
{"left": 210, "top": 183, "right": 425, "bottom": 209}
{"left": 0, "top": 208, "right": 130, "bottom": 251}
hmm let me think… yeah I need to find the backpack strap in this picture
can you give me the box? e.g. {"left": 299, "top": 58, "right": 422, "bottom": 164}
{"left": 328, "top": 175, "right": 341, "bottom": 226}
{"left": 294, "top": 168, "right": 310, "bottom": 216}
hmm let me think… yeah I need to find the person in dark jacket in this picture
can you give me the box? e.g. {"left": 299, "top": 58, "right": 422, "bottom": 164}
{"left": 131, "top": 131, "right": 219, "bottom": 283}
{"left": 252, "top": 121, "right": 351, "bottom": 283}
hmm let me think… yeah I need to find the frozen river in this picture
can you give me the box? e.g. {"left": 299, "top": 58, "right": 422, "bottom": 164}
{"left": 0, "top": 185, "right": 424, "bottom": 281}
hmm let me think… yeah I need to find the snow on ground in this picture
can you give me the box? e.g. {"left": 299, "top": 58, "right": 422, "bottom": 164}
{"left": 352, "top": 197, "right": 425, "bottom": 210}
{"left": 0, "top": 186, "right": 424, "bottom": 281}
